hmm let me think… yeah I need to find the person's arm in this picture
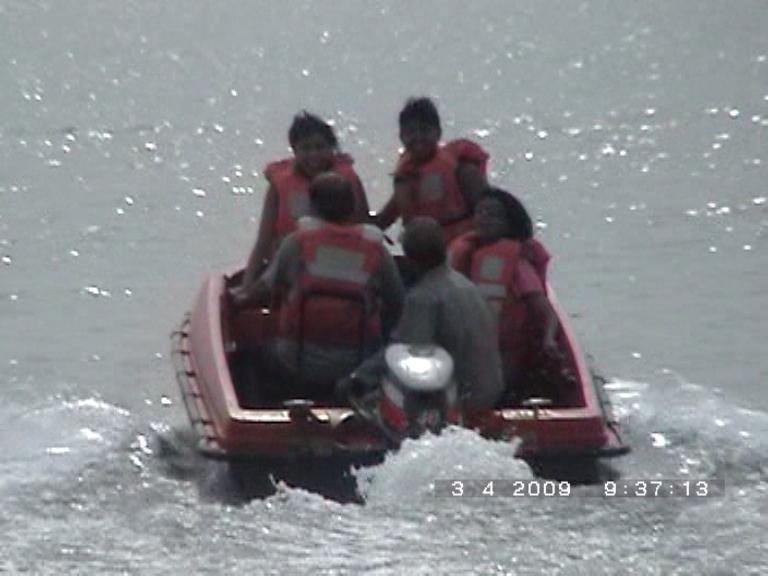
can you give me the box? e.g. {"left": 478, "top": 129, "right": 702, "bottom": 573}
{"left": 455, "top": 161, "right": 488, "bottom": 212}
{"left": 514, "top": 259, "right": 559, "bottom": 355}
{"left": 374, "top": 248, "right": 405, "bottom": 339}
{"left": 261, "top": 233, "right": 300, "bottom": 294}
{"left": 231, "top": 233, "right": 299, "bottom": 308}
{"left": 241, "top": 184, "right": 278, "bottom": 287}
{"left": 373, "top": 194, "right": 401, "bottom": 230}
{"left": 375, "top": 167, "right": 420, "bottom": 230}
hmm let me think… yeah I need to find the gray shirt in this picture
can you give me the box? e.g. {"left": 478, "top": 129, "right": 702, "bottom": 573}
{"left": 357, "top": 263, "right": 504, "bottom": 410}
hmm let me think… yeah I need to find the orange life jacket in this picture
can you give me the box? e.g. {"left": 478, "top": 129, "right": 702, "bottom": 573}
{"left": 449, "top": 233, "right": 545, "bottom": 370}
{"left": 278, "top": 218, "right": 384, "bottom": 350}
{"left": 450, "top": 234, "right": 523, "bottom": 325}
{"left": 393, "top": 139, "right": 488, "bottom": 242}
{"left": 265, "top": 154, "right": 365, "bottom": 249}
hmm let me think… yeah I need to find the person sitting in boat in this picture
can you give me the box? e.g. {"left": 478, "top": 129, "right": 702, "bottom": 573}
{"left": 373, "top": 97, "right": 490, "bottom": 244}
{"left": 231, "top": 172, "right": 404, "bottom": 399}
{"left": 238, "top": 111, "right": 370, "bottom": 289}
{"left": 448, "top": 186, "right": 560, "bottom": 398}
{"left": 346, "top": 217, "right": 504, "bottom": 411}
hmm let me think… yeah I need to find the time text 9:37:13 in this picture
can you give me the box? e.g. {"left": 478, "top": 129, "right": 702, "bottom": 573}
{"left": 434, "top": 479, "right": 725, "bottom": 498}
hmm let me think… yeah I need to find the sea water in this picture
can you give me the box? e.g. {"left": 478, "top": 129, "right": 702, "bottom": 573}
{"left": 1, "top": 1, "right": 766, "bottom": 573}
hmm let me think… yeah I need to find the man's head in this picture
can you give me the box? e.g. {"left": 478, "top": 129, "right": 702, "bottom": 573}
{"left": 289, "top": 111, "right": 338, "bottom": 178}
{"left": 402, "top": 217, "right": 446, "bottom": 271}
{"left": 398, "top": 97, "right": 441, "bottom": 164}
{"left": 309, "top": 172, "right": 355, "bottom": 223}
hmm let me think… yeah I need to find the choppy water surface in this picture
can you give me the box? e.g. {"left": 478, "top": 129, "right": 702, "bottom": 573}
{"left": 1, "top": 1, "right": 766, "bottom": 573}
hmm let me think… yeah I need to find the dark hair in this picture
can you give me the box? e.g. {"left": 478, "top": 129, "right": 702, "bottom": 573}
{"left": 399, "top": 97, "right": 441, "bottom": 134}
{"left": 480, "top": 186, "right": 534, "bottom": 241}
{"left": 402, "top": 217, "right": 447, "bottom": 270}
{"left": 309, "top": 172, "right": 355, "bottom": 223}
{"left": 288, "top": 111, "right": 338, "bottom": 149}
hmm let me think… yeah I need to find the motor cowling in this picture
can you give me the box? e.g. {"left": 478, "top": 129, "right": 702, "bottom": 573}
{"left": 377, "top": 344, "right": 461, "bottom": 439}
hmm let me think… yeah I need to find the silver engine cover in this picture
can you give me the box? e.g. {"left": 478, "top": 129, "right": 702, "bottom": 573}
{"left": 384, "top": 344, "right": 454, "bottom": 393}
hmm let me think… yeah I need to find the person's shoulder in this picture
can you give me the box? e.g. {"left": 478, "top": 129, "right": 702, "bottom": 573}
{"left": 446, "top": 266, "right": 477, "bottom": 288}
{"left": 448, "top": 231, "right": 477, "bottom": 251}
{"left": 296, "top": 215, "right": 323, "bottom": 231}
{"left": 278, "top": 228, "right": 302, "bottom": 247}
{"left": 441, "top": 267, "right": 487, "bottom": 304}
{"left": 268, "top": 230, "right": 301, "bottom": 269}
{"left": 332, "top": 154, "right": 366, "bottom": 183}
{"left": 522, "top": 237, "right": 551, "bottom": 263}
{"left": 514, "top": 258, "right": 544, "bottom": 295}
{"left": 419, "top": 265, "right": 471, "bottom": 294}
{"left": 333, "top": 152, "right": 355, "bottom": 166}
{"left": 444, "top": 139, "right": 489, "bottom": 164}
{"left": 264, "top": 157, "right": 293, "bottom": 180}
{"left": 393, "top": 150, "right": 417, "bottom": 178}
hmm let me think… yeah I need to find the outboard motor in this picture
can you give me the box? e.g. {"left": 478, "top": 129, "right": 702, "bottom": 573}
{"left": 376, "top": 344, "right": 461, "bottom": 440}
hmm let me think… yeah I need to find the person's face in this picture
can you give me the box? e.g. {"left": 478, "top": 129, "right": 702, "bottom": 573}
{"left": 474, "top": 198, "right": 511, "bottom": 241}
{"left": 399, "top": 121, "right": 440, "bottom": 164}
{"left": 293, "top": 133, "right": 334, "bottom": 178}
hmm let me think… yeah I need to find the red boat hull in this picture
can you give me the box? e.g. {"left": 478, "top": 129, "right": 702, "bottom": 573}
{"left": 172, "top": 269, "right": 628, "bottom": 463}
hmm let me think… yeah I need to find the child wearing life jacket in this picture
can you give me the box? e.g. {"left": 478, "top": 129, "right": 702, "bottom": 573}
{"left": 448, "top": 186, "right": 560, "bottom": 400}
{"left": 238, "top": 111, "right": 370, "bottom": 290}
{"left": 374, "top": 97, "right": 490, "bottom": 243}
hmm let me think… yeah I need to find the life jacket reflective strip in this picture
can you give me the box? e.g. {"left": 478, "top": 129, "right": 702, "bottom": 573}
{"left": 394, "top": 139, "right": 488, "bottom": 242}
{"left": 265, "top": 154, "right": 364, "bottom": 249}
{"left": 278, "top": 218, "right": 384, "bottom": 348}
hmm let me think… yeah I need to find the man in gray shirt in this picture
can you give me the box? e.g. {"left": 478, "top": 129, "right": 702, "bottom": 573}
{"left": 350, "top": 217, "right": 504, "bottom": 410}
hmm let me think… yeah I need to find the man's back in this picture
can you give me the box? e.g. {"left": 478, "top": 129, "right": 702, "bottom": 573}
{"left": 392, "top": 264, "right": 504, "bottom": 410}
{"left": 259, "top": 219, "right": 403, "bottom": 387}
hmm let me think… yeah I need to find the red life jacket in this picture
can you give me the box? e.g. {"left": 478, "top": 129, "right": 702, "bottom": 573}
{"left": 278, "top": 218, "right": 384, "bottom": 350}
{"left": 265, "top": 154, "right": 365, "bottom": 249}
{"left": 449, "top": 233, "right": 547, "bottom": 370}
{"left": 393, "top": 139, "right": 488, "bottom": 242}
